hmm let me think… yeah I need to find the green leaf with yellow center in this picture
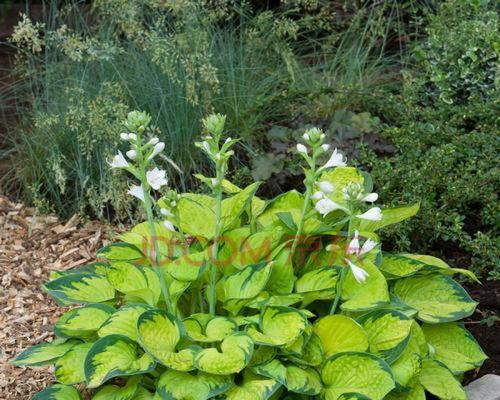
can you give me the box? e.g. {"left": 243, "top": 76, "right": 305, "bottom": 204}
{"left": 392, "top": 274, "right": 477, "bottom": 323}
{"left": 224, "top": 371, "right": 280, "bottom": 400}
{"left": 54, "top": 342, "right": 92, "bottom": 384}
{"left": 313, "top": 315, "right": 369, "bottom": 357}
{"left": 137, "top": 308, "right": 195, "bottom": 371}
{"left": 92, "top": 376, "right": 142, "bottom": 400}
{"left": 32, "top": 384, "right": 82, "bottom": 400}
{"left": 247, "top": 306, "right": 307, "bottom": 347}
{"left": 194, "top": 332, "right": 254, "bottom": 375}
{"left": 55, "top": 303, "right": 115, "bottom": 339}
{"left": 422, "top": 322, "right": 487, "bottom": 373}
{"left": 295, "top": 267, "right": 338, "bottom": 306}
{"left": 321, "top": 352, "right": 395, "bottom": 400}
{"left": 357, "top": 309, "right": 413, "bottom": 363}
{"left": 44, "top": 272, "right": 115, "bottom": 305}
{"left": 97, "top": 243, "right": 145, "bottom": 263}
{"left": 84, "top": 334, "right": 155, "bottom": 388}
{"left": 419, "top": 359, "right": 466, "bottom": 400}
{"left": 13, "top": 338, "right": 79, "bottom": 366}
{"left": 98, "top": 304, "right": 151, "bottom": 341}
{"left": 184, "top": 314, "right": 237, "bottom": 342}
{"left": 156, "top": 369, "right": 232, "bottom": 400}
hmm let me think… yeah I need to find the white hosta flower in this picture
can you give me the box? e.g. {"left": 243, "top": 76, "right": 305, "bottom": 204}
{"left": 148, "top": 142, "right": 165, "bottom": 161}
{"left": 346, "top": 259, "right": 369, "bottom": 283}
{"left": 160, "top": 208, "right": 173, "bottom": 217}
{"left": 296, "top": 143, "right": 308, "bottom": 154}
{"left": 347, "top": 230, "right": 360, "bottom": 255}
{"left": 120, "top": 132, "right": 130, "bottom": 140}
{"left": 323, "top": 148, "right": 347, "bottom": 169}
{"left": 321, "top": 144, "right": 330, "bottom": 152}
{"left": 128, "top": 133, "right": 137, "bottom": 141}
{"left": 109, "top": 150, "right": 129, "bottom": 168}
{"left": 148, "top": 137, "right": 159, "bottom": 145}
{"left": 215, "top": 153, "right": 221, "bottom": 160}
{"left": 311, "top": 191, "right": 324, "bottom": 200}
{"left": 315, "top": 198, "right": 344, "bottom": 217}
{"left": 302, "top": 133, "right": 310, "bottom": 141}
{"left": 163, "top": 220, "right": 175, "bottom": 232}
{"left": 317, "top": 181, "right": 334, "bottom": 194}
{"left": 128, "top": 184, "right": 145, "bottom": 203}
{"left": 126, "top": 149, "right": 137, "bottom": 160}
{"left": 225, "top": 137, "right": 232, "bottom": 143}
{"left": 360, "top": 238, "right": 378, "bottom": 255}
{"left": 146, "top": 167, "right": 168, "bottom": 190}
{"left": 356, "top": 207, "right": 382, "bottom": 221}
{"left": 360, "top": 192, "right": 378, "bottom": 203}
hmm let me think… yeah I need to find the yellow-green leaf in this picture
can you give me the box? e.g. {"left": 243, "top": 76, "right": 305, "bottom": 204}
{"left": 13, "top": 338, "right": 79, "bottom": 366}
{"left": 84, "top": 334, "right": 155, "bottom": 388}
{"left": 295, "top": 267, "right": 338, "bottom": 306}
{"left": 422, "top": 322, "right": 487, "bottom": 373}
{"left": 156, "top": 370, "right": 232, "bottom": 400}
{"left": 321, "top": 352, "right": 395, "bottom": 400}
{"left": 184, "top": 314, "right": 237, "bottom": 342}
{"left": 55, "top": 342, "right": 92, "bottom": 384}
{"left": 55, "top": 304, "right": 115, "bottom": 339}
{"left": 392, "top": 274, "right": 477, "bottom": 323}
{"left": 32, "top": 384, "right": 82, "bottom": 400}
{"left": 224, "top": 371, "right": 280, "bottom": 400}
{"left": 419, "top": 359, "right": 466, "bottom": 400}
{"left": 194, "top": 332, "right": 254, "bottom": 375}
{"left": 358, "top": 203, "right": 420, "bottom": 232}
{"left": 313, "top": 315, "right": 368, "bottom": 357}
{"left": 45, "top": 273, "right": 115, "bottom": 304}
{"left": 98, "top": 304, "right": 151, "bottom": 341}
{"left": 92, "top": 376, "right": 142, "bottom": 400}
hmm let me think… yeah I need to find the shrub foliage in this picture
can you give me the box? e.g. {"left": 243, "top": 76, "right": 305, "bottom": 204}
{"left": 14, "top": 113, "right": 486, "bottom": 400}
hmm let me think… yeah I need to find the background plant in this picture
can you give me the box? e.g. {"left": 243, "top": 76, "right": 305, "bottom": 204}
{"left": 13, "top": 112, "right": 486, "bottom": 400}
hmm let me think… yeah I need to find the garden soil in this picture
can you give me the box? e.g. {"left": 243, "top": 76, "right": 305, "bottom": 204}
{"left": 0, "top": 195, "right": 498, "bottom": 399}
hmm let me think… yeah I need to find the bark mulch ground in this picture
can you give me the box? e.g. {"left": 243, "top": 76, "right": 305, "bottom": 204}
{"left": 0, "top": 195, "right": 116, "bottom": 399}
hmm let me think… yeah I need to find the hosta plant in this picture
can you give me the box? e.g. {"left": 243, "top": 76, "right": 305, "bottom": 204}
{"left": 14, "top": 112, "right": 486, "bottom": 400}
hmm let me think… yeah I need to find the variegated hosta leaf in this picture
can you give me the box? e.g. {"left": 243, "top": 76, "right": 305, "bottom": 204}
{"left": 137, "top": 308, "right": 195, "bottom": 371}
{"left": 164, "top": 250, "right": 206, "bottom": 282}
{"left": 358, "top": 309, "right": 413, "bottom": 363}
{"left": 194, "top": 332, "right": 254, "bottom": 375}
{"left": 247, "top": 306, "right": 307, "bottom": 347}
{"left": 266, "top": 245, "right": 296, "bottom": 295}
{"left": 97, "top": 243, "right": 145, "bottom": 263}
{"left": 390, "top": 322, "right": 426, "bottom": 387}
{"left": 401, "top": 253, "right": 481, "bottom": 283}
{"left": 321, "top": 352, "right": 395, "bottom": 400}
{"left": 55, "top": 303, "right": 115, "bottom": 339}
{"left": 313, "top": 315, "right": 368, "bottom": 357}
{"left": 177, "top": 195, "right": 216, "bottom": 239}
{"left": 247, "top": 293, "right": 303, "bottom": 309}
{"left": 224, "top": 371, "right": 280, "bottom": 400}
{"left": 13, "top": 338, "right": 79, "bottom": 366}
{"left": 106, "top": 261, "right": 161, "bottom": 306}
{"left": 358, "top": 203, "right": 420, "bottom": 232}
{"left": 98, "top": 304, "right": 151, "bottom": 341}
{"left": 248, "top": 346, "right": 277, "bottom": 367}
{"left": 282, "top": 324, "right": 313, "bottom": 357}
{"left": 337, "top": 394, "right": 372, "bottom": 400}
{"left": 84, "top": 334, "right": 155, "bottom": 388}
{"left": 422, "top": 322, "right": 487, "bottom": 373}
{"left": 156, "top": 369, "right": 232, "bottom": 400}
{"left": 380, "top": 254, "right": 427, "bottom": 279}
{"left": 220, "top": 182, "right": 261, "bottom": 232}
{"left": 341, "top": 260, "right": 390, "bottom": 311}
{"left": 392, "top": 274, "right": 477, "bottom": 323}
{"left": 419, "top": 359, "right": 466, "bottom": 400}
{"left": 55, "top": 342, "right": 92, "bottom": 384}
{"left": 184, "top": 314, "right": 237, "bottom": 342}
{"left": 385, "top": 378, "right": 426, "bottom": 400}
{"left": 253, "top": 359, "right": 322, "bottom": 395}
{"left": 118, "top": 221, "right": 174, "bottom": 264}
{"left": 92, "top": 375, "right": 142, "bottom": 400}
{"left": 131, "top": 388, "right": 155, "bottom": 400}
{"left": 295, "top": 267, "right": 338, "bottom": 306}
{"left": 44, "top": 272, "right": 115, "bottom": 305}
{"left": 287, "top": 333, "right": 324, "bottom": 367}
{"left": 32, "top": 384, "right": 81, "bottom": 400}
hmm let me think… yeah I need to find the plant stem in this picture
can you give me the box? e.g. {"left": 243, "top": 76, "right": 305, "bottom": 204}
{"left": 143, "top": 186, "right": 174, "bottom": 314}
{"left": 208, "top": 170, "right": 223, "bottom": 316}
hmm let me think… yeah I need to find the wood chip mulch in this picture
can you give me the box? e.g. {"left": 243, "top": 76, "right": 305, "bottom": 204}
{"left": 0, "top": 196, "right": 118, "bottom": 399}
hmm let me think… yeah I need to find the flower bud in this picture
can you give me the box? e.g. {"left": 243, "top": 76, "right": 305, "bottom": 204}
{"left": 202, "top": 113, "right": 226, "bottom": 136}
{"left": 120, "top": 132, "right": 129, "bottom": 140}
{"left": 148, "top": 137, "right": 159, "bottom": 145}
{"left": 297, "top": 144, "right": 308, "bottom": 154}
{"left": 126, "top": 149, "right": 137, "bottom": 160}
{"left": 125, "top": 110, "right": 151, "bottom": 131}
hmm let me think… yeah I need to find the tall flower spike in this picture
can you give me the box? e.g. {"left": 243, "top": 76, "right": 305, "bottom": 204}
{"left": 345, "top": 259, "right": 369, "bottom": 283}
{"left": 356, "top": 207, "right": 382, "bottom": 221}
{"left": 127, "top": 184, "right": 145, "bottom": 203}
{"left": 323, "top": 148, "right": 347, "bottom": 169}
{"left": 146, "top": 167, "right": 168, "bottom": 190}
{"left": 109, "top": 150, "right": 129, "bottom": 168}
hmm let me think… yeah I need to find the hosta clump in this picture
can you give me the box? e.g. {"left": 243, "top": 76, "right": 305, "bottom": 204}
{"left": 14, "top": 112, "right": 486, "bottom": 400}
